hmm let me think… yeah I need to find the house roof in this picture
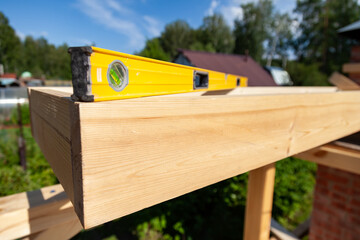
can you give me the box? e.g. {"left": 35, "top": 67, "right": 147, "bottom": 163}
{"left": 175, "top": 49, "right": 277, "bottom": 86}
{"left": 338, "top": 20, "right": 360, "bottom": 40}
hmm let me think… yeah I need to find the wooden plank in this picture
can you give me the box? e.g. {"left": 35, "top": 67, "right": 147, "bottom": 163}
{"left": 244, "top": 163, "right": 276, "bottom": 240}
{"left": 25, "top": 219, "right": 82, "bottom": 240}
{"left": 0, "top": 185, "right": 81, "bottom": 240}
{"left": 29, "top": 88, "right": 360, "bottom": 228}
{"left": 295, "top": 144, "right": 360, "bottom": 175}
{"left": 343, "top": 63, "right": 360, "bottom": 73}
{"left": 328, "top": 72, "right": 360, "bottom": 90}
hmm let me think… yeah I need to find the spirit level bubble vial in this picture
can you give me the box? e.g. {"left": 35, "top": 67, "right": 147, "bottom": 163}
{"left": 68, "top": 46, "right": 248, "bottom": 102}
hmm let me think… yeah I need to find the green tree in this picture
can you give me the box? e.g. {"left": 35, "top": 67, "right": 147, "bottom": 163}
{"left": 21, "top": 36, "right": 45, "bottom": 77}
{"left": 199, "top": 14, "right": 234, "bottom": 53}
{"left": 294, "top": 0, "right": 360, "bottom": 74}
{"left": 266, "top": 13, "right": 293, "bottom": 66}
{"left": 273, "top": 158, "right": 317, "bottom": 230}
{"left": 160, "top": 20, "right": 194, "bottom": 59}
{"left": 53, "top": 43, "right": 71, "bottom": 80}
{"left": 0, "top": 11, "right": 22, "bottom": 73}
{"left": 233, "top": 0, "right": 273, "bottom": 62}
{"left": 137, "top": 38, "right": 170, "bottom": 61}
{"left": 189, "top": 41, "right": 216, "bottom": 52}
{"left": 286, "top": 61, "right": 328, "bottom": 86}
{"left": 19, "top": 36, "right": 71, "bottom": 79}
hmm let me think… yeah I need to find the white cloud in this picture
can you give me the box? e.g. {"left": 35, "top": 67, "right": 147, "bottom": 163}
{"left": 212, "top": 0, "right": 297, "bottom": 29}
{"left": 143, "top": 16, "right": 162, "bottom": 37}
{"left": 207, "top": 0, "right": 258, "bottom": 28}
{"left": 220, "top": 5, "right": 243, "bottom": 28}
{"left": 75, "top": 38, "right": 93, "bottom": 46}
{"left": 16, "top": 30, "right": 48, "bottom": 40}
{"left": 75, "top": 0, "right": 145, "bottom": 48}
{"left": 206, "top": 0, "right": 219, "bottom": 16}
{"left": 105, "top": 0, "right": 132, "bottom": 15}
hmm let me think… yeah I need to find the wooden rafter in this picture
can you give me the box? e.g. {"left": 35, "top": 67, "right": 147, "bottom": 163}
{"left": 295, "top": 143, "right": 360, "bottom": 175}
{"left": 343, "top": 63, "right": 360, "bottom": 73}
{"left": 328, "top": 72, "right": 360, "bottom": 90}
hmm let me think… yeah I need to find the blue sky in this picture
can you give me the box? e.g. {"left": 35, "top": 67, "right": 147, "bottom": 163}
{"left": 1, "top": 0, "right": 297, "bottom": 54}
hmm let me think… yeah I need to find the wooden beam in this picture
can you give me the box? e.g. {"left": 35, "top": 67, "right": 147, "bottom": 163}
{"left": 24, "top": 219, "right": 82, "bottom": 240}
{"left": 161, "top": 86, "right": 337, "bottom": 97}
{"left": 343, "top": 63, "right": 360, "bottom": 73}
{"left": 29, "top": 87, "right": 360, "bottom": 228}
{"left": 0, "top": 184, "right": 81, "bottom": 240}
{"left": 295, "top": 143, "right": 360, "bottom": 175}
{"left": 244, "top": 163, "right": 276, "bottom": 240}
{"left": 328, "top": 72, "right": 360, "bottom": 90}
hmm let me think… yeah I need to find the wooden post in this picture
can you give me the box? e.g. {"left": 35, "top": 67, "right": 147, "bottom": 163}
{"left": 244, "top": 163, "right": 276, "bottom": 240}
{"left": 17, "top": 102, "right": 26, "bottom": 170}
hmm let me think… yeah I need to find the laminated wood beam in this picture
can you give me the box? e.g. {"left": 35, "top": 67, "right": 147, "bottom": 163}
{"left": 160, "top": 86, "right": 337, "bottom": 97}
{"left": 295, "top": 143, "right": 360, "bottom": 175}
{"left": 28, "top": 87, "right": 360, "bottom": 229}
{"left": 0, "top": 185, "right": 81, "bottom": 240}
{"left": 343, "top": 63, "right": 360, "bottom": 73}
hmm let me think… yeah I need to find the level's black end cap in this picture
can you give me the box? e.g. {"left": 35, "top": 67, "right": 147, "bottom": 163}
{"left": 68, "top": 46, "right": 93, "bottom": 55}
{"left": 71, "top": 94, "right": 94, "bottom": 102}
{"left": 68, "top": 46, "right": 94, "bottom": 102}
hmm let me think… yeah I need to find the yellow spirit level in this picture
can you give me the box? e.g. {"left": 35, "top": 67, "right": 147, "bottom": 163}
{"left": 68, "top": 46, "right": 248, "bottom": 102}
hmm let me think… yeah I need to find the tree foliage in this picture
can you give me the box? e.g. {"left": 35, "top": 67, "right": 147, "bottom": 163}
{"left": 294, "top": 0, "right": 360, "bottom": 74}
{"left": 160, "top": 20, "right": 194, "bottom": 59}
{"left": 199, "top": 14, "right": 234, "bottom": 53}
{"left": 273, "top": 158, "right": 317, "bottom": 230}
{"left": 0, "top": 11, "right": 71, "bottom": 79}
{"left": 137, "top": 38, "right": 170, "bottom": 61}
{"left": 0, "top": 12, "right": 22, "bottom": 73}
{"left": 286, "top": 61, "right": 329, "bottom": 86}
{"left": 265, "top": 13, "right": 293, "bottom": 66}
{"left": 233, "top": 0, "right": 273, "bottom": 62}
{"left": 139, "top": 14, "right": 234, "bottom": 60}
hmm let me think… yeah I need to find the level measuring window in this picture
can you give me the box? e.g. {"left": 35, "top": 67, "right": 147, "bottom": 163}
{"left": 107, "top": 60, "right": 129, "bottom": 92}
{"left": 193, "top": 71, "right": 209, "bottom": 89}
{"left": 236, "top": 78, "right": 240, "bottom": 86}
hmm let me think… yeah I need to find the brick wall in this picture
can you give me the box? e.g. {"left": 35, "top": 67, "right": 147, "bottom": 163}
{"left": 309, "top": 165, "right": 360, "bottom": 240}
